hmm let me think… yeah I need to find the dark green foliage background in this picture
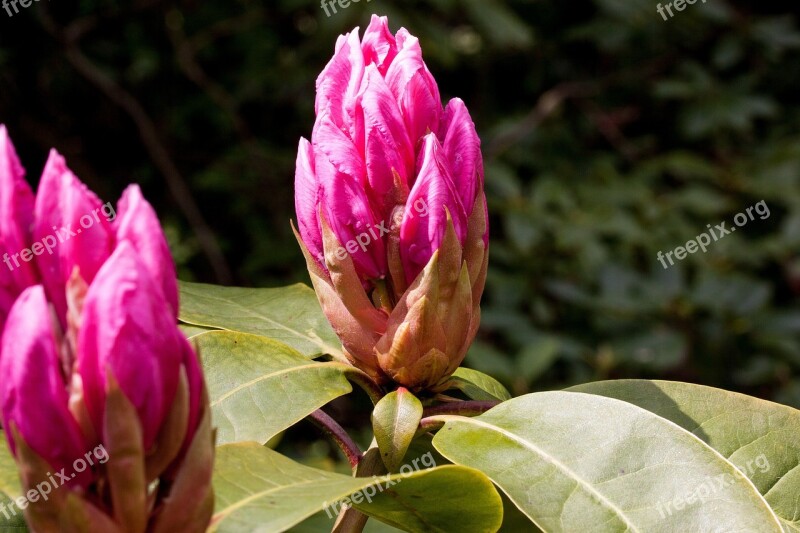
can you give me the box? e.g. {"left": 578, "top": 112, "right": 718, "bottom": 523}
{"left": 1, "top": 0, "right": 799, "bottom": 405}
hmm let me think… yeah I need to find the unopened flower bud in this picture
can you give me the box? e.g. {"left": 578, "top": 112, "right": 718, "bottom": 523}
{"left": 294, "top": 16, "right": 488, "bottom": 391}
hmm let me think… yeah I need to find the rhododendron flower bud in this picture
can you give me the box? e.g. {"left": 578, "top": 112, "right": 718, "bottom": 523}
{"left": 294, "top": 16, "right": 488, "bottom": 392}
{"left": 0, "top": 127, "right": 213, "bottom": 532}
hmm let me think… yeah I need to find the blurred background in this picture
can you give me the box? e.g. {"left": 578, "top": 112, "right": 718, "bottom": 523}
{"left": 1, "top": 0, "right": 799, "bottom": 413}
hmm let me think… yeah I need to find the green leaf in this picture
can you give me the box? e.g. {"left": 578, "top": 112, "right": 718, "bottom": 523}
{"left": 446, "top": 368, "right": 512, "bottom": 402}
{"left": 0, "top": 432, "right": 19, "bottom": 501}
{"left": 211, "top": 442, "right": 502, "bottom": 533}
{"left": 179, "top": 281, "right": 341, "bottom": 358}
{"left": 569, "top": 380, "right": 800, "bottom": 532}
{"left": 196, "top": 331, "right": 353, "bottom": 445}
{"left": 431, "top": 391, "right": 783, "bottom": 532}
{"left": 0, "top": 431, "right": 26, "bottom": 531}
{"left": 0, "top": 494, "right": 26, "bottom": 532}
{"left": 372, "top": 389, "right": 423, "bottom": 472}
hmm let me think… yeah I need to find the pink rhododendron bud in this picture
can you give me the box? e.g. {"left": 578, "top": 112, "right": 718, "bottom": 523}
{"left": 0, "top": 286, "right": 92, "bottom": 487}
{"left": 0, "top": 126, "right": 213, "bottom": 531}
{"left": 294, "top": 16, "right": 488, "bottom": 391}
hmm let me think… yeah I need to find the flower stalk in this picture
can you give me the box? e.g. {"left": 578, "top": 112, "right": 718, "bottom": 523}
{"left": 308, "top": 409, "right": 363, "bottom": 470}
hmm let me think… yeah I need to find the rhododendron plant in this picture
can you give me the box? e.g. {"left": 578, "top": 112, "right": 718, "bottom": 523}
{"left": 2, "top": 12, "right": 798, "bottom": 533}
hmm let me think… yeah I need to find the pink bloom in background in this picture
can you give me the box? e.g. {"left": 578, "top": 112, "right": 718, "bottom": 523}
{"left": 295, "top": 16, "right": 489, "bottom": 391}
{"left": 0, "top": 125, "right": 212, "bottom": 530}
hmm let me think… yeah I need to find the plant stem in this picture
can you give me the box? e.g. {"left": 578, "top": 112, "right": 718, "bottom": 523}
{"left": 332, "top": 440, "right": 385, "bottom": 533}
{"left": 415, "top": 416, "right": 446, "bottom": 436}
{"left": 307, "top": 410, "right": 362, "bottom": 470}
{"left": 421, "top": 400, "right": 500, "bottom": 418}
{"left": 415, "top": 400, "right": 501, "bottom": 438}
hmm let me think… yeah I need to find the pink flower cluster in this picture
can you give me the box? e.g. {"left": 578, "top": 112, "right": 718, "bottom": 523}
{"left": 0, "top": 125, "right": 203, "bottom": 485}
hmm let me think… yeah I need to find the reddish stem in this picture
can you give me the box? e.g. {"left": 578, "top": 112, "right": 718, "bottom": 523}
{"left": 307, "top": 409, "right": 362, "bottom": 469}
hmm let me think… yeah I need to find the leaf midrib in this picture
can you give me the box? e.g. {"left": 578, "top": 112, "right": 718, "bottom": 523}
{"left": 213, "top": 477, "right": 325, "bottom": 522}
{"left": 211, "top": 362, "right": 348, "bottom": 407}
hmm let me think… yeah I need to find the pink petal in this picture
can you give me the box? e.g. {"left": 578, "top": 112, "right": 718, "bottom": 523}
{"left": 33, "top": 151, "right": 114, "bottom": 322}
{"left": 0, "top": 286, "right": 91, "bottom": 486}
{"left": 115, "top": 185, "right": 179, "bottom": 316}
{"left": 358, "top": 65, "right": 414, "bottom": 209}
{"left": 294, "top": 138, "right": 325, "bottom": 267}
{"left": 31, "top": 151, "right": 69, "bottom": 317}
{"left": 78, "top": 242, "right": 182, "bottom": 450}
{"left": 400, "top": 134, "right": 467, "bottom": 283}
{"left": 316, "top": 29, "right": 365, "bottom": 144}
{"left": 0, "top": 286, "right": 15, "bottom": 334}
{"left": 439, "top": 98, "right": 484, "bottom": 216}
{"left": 361, "top": 15, "right": 398, "bottom": 75}
{"left": 314, "top": 115, "right": 386, "bottom": 279}
{"left": 0, "top": 125, "right": 38, "bottom": 290}
{"left": 181, "top": 339, "right": 204, "bottom": 450}
{"left": 384, "top": 31, "right": 442, "bottom": 148}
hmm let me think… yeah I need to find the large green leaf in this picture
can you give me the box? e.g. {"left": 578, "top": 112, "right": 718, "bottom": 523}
{"left": 210, "top": 442, "right": 502, "bottom": 533}
{"left": 179, "top": 281, "right": 341, "bottom": 358}
{"left": 0, "top": 431, "right": 26, "bottom": 531}
{"left": 569, "top": 380, "right": 800, "bottom": 532}
{"left": 431, "top": 391, "right": 783, "bottom": 532}
{"left": 196, "top": 331, "right": 353, "bottom": 445}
